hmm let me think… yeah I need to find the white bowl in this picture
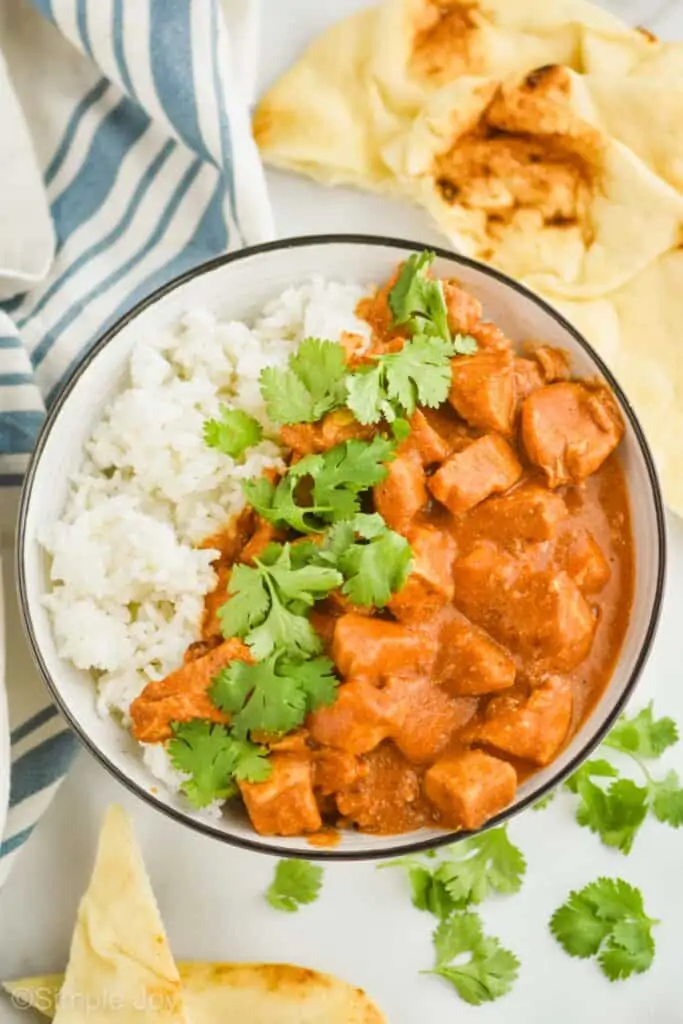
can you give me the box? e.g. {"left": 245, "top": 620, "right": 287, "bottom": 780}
{"left": 16, "top": 236, "right": 666, "bottom": 860}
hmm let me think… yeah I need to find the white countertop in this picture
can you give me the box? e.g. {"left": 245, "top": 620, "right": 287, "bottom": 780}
{"left": 3, "top": 2, "right": 683, "bottom": 1022}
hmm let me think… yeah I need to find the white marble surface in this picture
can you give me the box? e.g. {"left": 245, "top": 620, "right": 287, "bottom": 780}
{"left": 3, "top": 2, "right": 683, "bottom": 1022}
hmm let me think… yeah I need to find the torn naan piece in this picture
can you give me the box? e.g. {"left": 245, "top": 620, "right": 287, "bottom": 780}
{"left": 384, "top": 65, "right": 683, "bottom": 298}
{"left": 5, "top": 963, "right": 385, "bottom": 1024}
{"left": 254, "top": 0, "right": 645, "bottom": 190}
{"left": 51, "top": 806, "right": 188, "bottom": 1024}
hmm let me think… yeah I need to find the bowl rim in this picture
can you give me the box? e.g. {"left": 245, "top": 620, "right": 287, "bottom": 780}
{"left": 15, "top": 232, "right": 667, "bottom": 861}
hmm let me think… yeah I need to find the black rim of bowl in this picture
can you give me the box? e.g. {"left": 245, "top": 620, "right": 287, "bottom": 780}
{"left": 16, "top": 233, "right": 667, "bottom": 861}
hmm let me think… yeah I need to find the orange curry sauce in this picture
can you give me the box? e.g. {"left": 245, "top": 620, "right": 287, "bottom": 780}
{"left": 130, "top": 266, "right": 634, "bottom": 840}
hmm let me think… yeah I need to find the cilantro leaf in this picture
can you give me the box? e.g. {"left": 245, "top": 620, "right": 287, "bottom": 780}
{"left": 436, "top": 828, "right": 527, "bottom": 906}
{"left": 210, "top": 655, "right": 338, "bottom": 739}
{"left": 203, "top": 407, "right": 263, "bottom": 459}
{"left": 242, "top": 476, "right": 329, "bottom": 534}
{"left": 266, "top": 859, "right": 324, "bottom": 912}
{"left": 247, "top": 596, "right": 322, "bottom": 661}
{"left": 339, "top": 529, "right": 413, "bottom": 608}
{"left": 217, "top": 565, "right": 270, "bottom": 642}
{"left": 168, "top": 721, "right": 271, "bottom": 808}
{"left": 649, "top": 770, "right": 683, "bottom": 827}
{"left": 604, "top": 702, "right": 678, "bottom": 759}
{"left": 347, "top": 335, "right": 457, "bottom": 424}
{"left": 550, "top": 878, "right": 657, "bottom": 981}
{"left": 259, "top": 339, "right": 347, "bottom": 425}
{"left": 388, "top": 251, "right": 450, "bottom": 341}
{"left": 381, "top": 855, "right": 461, "bottom": 918}
{"left": 452, "top": 333, "right": 479, "bottom": 355}
{"left": 296, "top": 436, "right": 395, "bottom": 520}
{"left": 566, "top": 761, "right": 649, "bottom": 854}
{"left": 532, "top": 790, "right": 556, "bottom": 811}
{"left": 429, "top": 913, "right": 519, "bottom": 1006}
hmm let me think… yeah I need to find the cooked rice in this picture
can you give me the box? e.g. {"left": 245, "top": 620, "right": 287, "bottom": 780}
{"left": 41, "top": 278, "right": 371, "bottom": 801}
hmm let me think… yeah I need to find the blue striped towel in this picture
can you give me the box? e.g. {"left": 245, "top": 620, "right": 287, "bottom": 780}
{"left": 0, "top": 0, "right": 272, "bottom": 885}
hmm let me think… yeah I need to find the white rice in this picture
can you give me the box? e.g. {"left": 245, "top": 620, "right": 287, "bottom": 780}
{"left": 41, "top": 278, "right": 371, "bottom": 801}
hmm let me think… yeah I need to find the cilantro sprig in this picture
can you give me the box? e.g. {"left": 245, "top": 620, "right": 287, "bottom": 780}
{"left": 203, "top": 407, "right": 263, "bottom": 459}
{"left": 565, "top": 703, "right": 683, "bottom": 853}
{"left": 427, "top": 912, "right": 520, "bottom": 1006}
{"left": 218, "top": 543, "right": 342, "bottom": 659}
{"left": 550, "top": 878, "right": 658, "bottom": 981}
{"left": 243, "top": 435, "right": 395, "bottom": 532}
{"left": 260, "top": 338, "right": 348, "bottom": 425}
{"left": 384, "top": 827, "right": 526, "bottom": 919}
{"left": 168, "top": 720, "right": 271, "bottom": 808}
{"left": 210, "top": 654, "right": 337, "bottom": 740}
{"left": 266, "top": 859, "right": 324, "bottom": 912}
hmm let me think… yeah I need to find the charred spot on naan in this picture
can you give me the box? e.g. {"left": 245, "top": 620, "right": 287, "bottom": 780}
{"left": 432, "top": 65, "right": 603, "bottom": 242}
{"left": 410, "top": 0, "right": 488, "bottom": 83}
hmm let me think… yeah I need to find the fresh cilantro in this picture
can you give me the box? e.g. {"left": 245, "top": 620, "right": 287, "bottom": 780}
{"left": 260, "top": 338, "right": 348, "bottom": 425}
{"left": 347, "top": 335, "right": 457, "bottom": 425}
{"left": 435, "top": 828, "right": 527, "bottom": 906}
{"left": 428, "top": 912, "right": 520, "bottom": 1006}
{"left": 168, "top": 720, "right": 271, "bottom": 808}
{"left": 337, "top": 528, "right": 412, "bottom": 608}
{"left": 604, "top": 702, "right": 678, "bottom": 759}
{"left": 217, "top": 544, "right": 341, "bottom": 659}
{"left": 550, "top": 878, "right": 657, "bottom": 981}
{"left": 243, "top": 436, "right": 394, "bottom": 532}
{"left": 203, "top": 406, "right": 263, "bottom": 460}
{"left": 266, "top": 859, "right": 324, "bottom": 912}
{"left": 388, "top": 251, "right": 450, "bottom": 341}
{"left": 452, "top": 333, "right": 479, "bottom": 355}
{"left": 210, "top": 655, "right": 337, "bottom": 740}
{"left": 565, "top": 705, "right": 683, "bottom": 852}
{"left": 532, "top": 790, "right": 556, "bottom": 811}
{"left": 382, "top": 827, "right": 525, "bottom": 914}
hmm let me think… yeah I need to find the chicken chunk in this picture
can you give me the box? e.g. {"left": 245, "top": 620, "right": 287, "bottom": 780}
{"left": 307, "top": 681, "right": 390, "bottom": 755}
{"left": 130, "top": 638, "right": 252, "bottom": 743}
{"left": 466, "top": 485, "right": 568, "bottom": 546}
{"left": 449, "top": 351, "right": 516, "bottom": 435}
{"left": 313, "top": 748, "right": 363, "bottom": 795}
{"left": 332, "top": 614, "right": 438, "bottom": 681}
{"left": 533, "top": 345, "right": 571, "bottom": 382}
{"left": 436, "top": 618, "right": 516, "bottom": 696}
{"left": 382, "top": 675, "right": 476, "bottom": 763}
{"left": 443, "top": 280, "right": 482, "bottom": 334}
{"left": 513, "top": 357, "right": 544, "bottom": 402}
{"left": 470, "top": 321, "right": 512, "bottom": 353}
{"left": 373, "top": 448, "right": 427, "bottom": 533}
{"left": 239, "top": 753, "right": 322, "bottom": 836}
{"left": 336, "top": 744, "right": 426, "bottom": 832}
{"left": 428, "top": 435, "right": 523, "bottom": 516}
{"left": 477, "top": 676, "right": 573, "bottom": 766}
{"left": 522, "top": 382, "right": 624, "bottom": 486}
{"left": 452, "top": 544, "right": 596, "bottom": 668}
{"left": 424, "top": 750, "right": 517, "bottom": 830}
{"left": 403, "top": 408, "right": 450, "bottom": 465}
{"left": 280, "top": 409, "right": 373, "bottom": 456}
{"left": 563, "top": 530, "right": 611, "bottom": 593}
{"left": 388, "top": 525, "right": 456, "bottom": 622}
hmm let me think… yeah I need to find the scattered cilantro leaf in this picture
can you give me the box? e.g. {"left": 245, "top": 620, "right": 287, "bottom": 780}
{"left": 649, "top": 770, "right": 683, "bottom": 827}
{"left": 570, "top": 769, "right": 649, "bottom": 855}
{"left": 266, "top": 859, "right": 324, "bottom": 912}
{"left": 210, "top": 655, "right": 337, "bottom": 740}
{"left": 293, "top": 435, "right": 395, "bottom": 520}
{"left": 242, "top": 475, "right": 330, "bottom": 534}
{"left": 260, "top": 339, "right": 348, "bottom": 425}
{"left": 550, "top": 878, "right": 657, "bottom": 981}
{"left": 436, "top": 828, "right": 527, "bottom": 906}
{"left": 203, "top": 407, "right": 263, "bottom": 459}
{"left": 168, "top": 721, "right": 271, "bottom": 808}
{"left": 604, "top": 703, "right": 678, "bottom": 760}
{"left": 428, "top": 913, "right": 520, "bottom": 1006}
{"left": 532, "top": 790, "right": 556, "bottom": 811}
{"left": 217, "top": 564, "right": 270, "bottom": 642}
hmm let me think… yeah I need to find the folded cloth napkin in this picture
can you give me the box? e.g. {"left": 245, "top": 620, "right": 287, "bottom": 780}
{"left": 0, "top": 0, "right": 273, "bottom": 885}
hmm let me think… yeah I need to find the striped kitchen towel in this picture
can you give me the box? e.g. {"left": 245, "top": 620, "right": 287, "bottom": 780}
{"left": 0, "top": 0, "right": 273, "bottom": 885}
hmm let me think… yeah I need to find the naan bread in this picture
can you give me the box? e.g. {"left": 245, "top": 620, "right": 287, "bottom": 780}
{"left": 384, "top": 65, "right": 683, "bottom": 298}
{"left": 50, "top": 806, "right": 188, "bottom": 1024}
{"left": 5, "top": 963, "right": 385, "bottom": 1024}
{"left": 254, "top": 0, "right": 645, "bottom": 189}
